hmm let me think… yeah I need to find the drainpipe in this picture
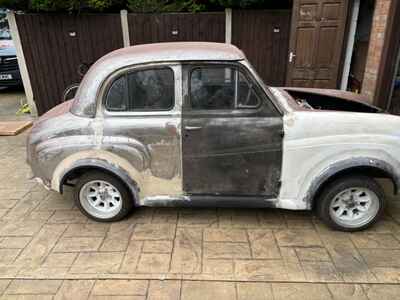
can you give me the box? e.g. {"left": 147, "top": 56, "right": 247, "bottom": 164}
{"left": 340, "top": 0, "right": 360, "bottom": 91}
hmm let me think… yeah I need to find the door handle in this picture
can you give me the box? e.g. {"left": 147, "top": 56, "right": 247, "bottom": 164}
{"left": 289, "top": 51, "right": 296, "bottom": 63}
{"left": 185, "top": 126, "right": 202, "bottom": 131}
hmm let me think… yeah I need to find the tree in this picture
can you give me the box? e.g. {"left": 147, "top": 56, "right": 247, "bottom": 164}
{"left": 0, "top": 0, "right": 289, "bottom": 13}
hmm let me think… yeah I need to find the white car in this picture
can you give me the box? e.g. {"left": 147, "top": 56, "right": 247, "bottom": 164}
{"left": 27, "top": 42, "right": 400, "bottom": 231}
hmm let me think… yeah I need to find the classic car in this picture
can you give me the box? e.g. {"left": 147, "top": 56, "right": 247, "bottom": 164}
{"left": 27, "top": 42, "right": 400, "bottom": 231}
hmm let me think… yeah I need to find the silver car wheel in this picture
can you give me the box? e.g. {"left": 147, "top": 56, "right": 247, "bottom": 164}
{"left": 329, "top": 187, "right": 380, "bottom": 228}
{"left": 79, "top": 180, "right": 123, "bottom": 219}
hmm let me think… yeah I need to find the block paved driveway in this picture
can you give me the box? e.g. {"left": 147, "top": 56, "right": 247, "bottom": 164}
{"left": 1, "top": 97, "right": 400, "bottom": 298}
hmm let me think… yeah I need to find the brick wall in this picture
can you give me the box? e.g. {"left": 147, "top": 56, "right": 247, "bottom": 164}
{"left": 362, "top": 0, "right": 392, "bottom": 102}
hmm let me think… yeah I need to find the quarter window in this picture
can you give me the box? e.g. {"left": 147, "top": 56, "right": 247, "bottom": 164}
{"left": 189, "top": 66, "right": 260, "bottom": 110}
{"left": 105, "top": 75, "right": 128, "bottom": 111}
{"left": 105, "top": 67, "right": 174, "bottom": 112}
{"left": 237, "top": 71, "right": 261, "bottom": 108}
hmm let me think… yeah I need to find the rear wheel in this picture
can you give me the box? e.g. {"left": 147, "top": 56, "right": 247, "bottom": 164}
{"left": 316, "top": 176, "right": 384, "bottom": 231}
{"left": 75, "top": 171, "right": 134, "bottom": 222}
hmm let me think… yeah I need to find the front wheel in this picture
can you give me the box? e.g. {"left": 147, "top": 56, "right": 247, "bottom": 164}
{"left": 316, "top": 176, "right": 384, "bottom": 231}
{"left": 75, "top": 171, "right": 134, "bottom": 222}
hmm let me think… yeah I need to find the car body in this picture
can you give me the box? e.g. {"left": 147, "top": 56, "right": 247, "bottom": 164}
{"left": 27, "top": 42, "right": 400, "bottom": 230}
{"left": 0, "top": 29, "right": 22, "bottom": 87}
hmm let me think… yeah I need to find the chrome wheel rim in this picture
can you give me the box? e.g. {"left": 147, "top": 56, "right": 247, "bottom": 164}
{"left": 79, "top": 180, "right": 122, "bottom": 219}
{"left": 329, "top": 187, "right": 380, "bottom": 228}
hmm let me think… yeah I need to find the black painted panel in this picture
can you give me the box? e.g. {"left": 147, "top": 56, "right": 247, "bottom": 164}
{"left": 182, "top": 64, "right": 283, "bottom": 196}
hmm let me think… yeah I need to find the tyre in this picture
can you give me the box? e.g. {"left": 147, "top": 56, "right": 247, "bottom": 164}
{"left": 74, "top": 171, "right": 134, "bottom": 222}
{"left": 316, "top": 176, "right": 384, "bottom": 231}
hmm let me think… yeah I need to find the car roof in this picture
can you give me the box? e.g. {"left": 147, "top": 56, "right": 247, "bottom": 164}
{"left": 101, "top": 42, "right": 245, "bottom": 64}
{"left": 72, "top": 42, "right": 246, "bottom": 116}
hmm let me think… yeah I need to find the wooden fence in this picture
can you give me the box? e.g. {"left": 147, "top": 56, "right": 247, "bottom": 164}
{"left": 15, "top": 10, "right": 291, "bottom": 115}
{"left": 232, "top": 10, "right": 291, "bottom": 87}
{"left": 128, "top": 12, "right": 226, "bottom": 44}
{"left": 16, "top": 14, "right": 123, "bottom": 114}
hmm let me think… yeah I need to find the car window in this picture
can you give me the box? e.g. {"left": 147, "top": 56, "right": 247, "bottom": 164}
{"left": 0, "top": 29, "right": 11, "bottom": 40}
{"left": 237, "top": 71, "right": 261, "bottom": 108}
{"left": 190, "top": 66, "right": 260, "bottom": 110}
{"left": 105, "top": 75, "right": 128, "bottom": 112}
{"left": 105, "top": 67, "right": 174, "bottom": 112}
{"left": 190, "top": 67, "right": 235, "bottom": 110}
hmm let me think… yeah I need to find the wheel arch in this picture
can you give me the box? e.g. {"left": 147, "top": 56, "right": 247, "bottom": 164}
{"left": 58, "top": 160, "right": 139, "bottom": 206}
{"left": 308, "top": 157, "right": 400, "bottom": 209}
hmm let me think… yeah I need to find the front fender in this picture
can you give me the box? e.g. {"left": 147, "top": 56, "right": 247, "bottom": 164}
{"left": 279, "top": 137, "right": 400, "bottom": 210}
{"left": 305, "top": 157, "right": 400, "bottom": 208}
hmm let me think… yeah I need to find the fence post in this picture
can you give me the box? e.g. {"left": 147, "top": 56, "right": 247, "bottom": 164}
{"left": 7, "top": 11, "right": 38, "bottom": 117}
{"left": 120, "top": 10, "right": 130, "bottom": 47}
{"left": 225, "top": 8, "right": 232, "bottom": 44}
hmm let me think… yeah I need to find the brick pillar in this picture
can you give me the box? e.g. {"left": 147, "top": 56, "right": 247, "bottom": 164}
{"left": 362, "top": 0, "right": 392, "bottom": 102}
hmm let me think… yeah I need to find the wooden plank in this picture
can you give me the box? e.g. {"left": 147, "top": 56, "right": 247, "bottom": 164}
{"left": 0, "top": 121, "right": 33, "bottom": 136}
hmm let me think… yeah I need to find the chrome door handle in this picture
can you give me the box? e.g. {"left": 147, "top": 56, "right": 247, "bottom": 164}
{"left": 289, "top": 51, "right": 296, "bottom": 63}
{"left": 185, "top": 126, "right": 202, "bottom": 131}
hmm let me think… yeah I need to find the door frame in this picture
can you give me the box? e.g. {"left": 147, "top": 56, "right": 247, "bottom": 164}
{"left": 374, "top": 0, "right": 400, "bottom": 109}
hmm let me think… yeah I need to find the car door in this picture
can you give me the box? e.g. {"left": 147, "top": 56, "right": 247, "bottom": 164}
{"left": 101, "top": 64, "right": 182, "bottom": 197}
{"left": 182, "top": 62, "right": 283, "bottom": 197}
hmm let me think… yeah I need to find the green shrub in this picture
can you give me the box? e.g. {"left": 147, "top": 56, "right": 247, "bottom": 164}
{"left": 128, "top": 0, "right": 206, "bottom": 13}
{"left": 0, "top": 0, "right": 289, "bottom": 13}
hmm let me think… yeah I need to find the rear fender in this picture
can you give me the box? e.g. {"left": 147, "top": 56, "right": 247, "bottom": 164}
{"left": 51, "top": 150, "right": 143, "bottom": 202}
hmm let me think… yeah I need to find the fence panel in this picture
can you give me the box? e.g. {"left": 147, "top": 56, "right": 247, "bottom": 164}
{"left": 16, "top": 13, "right": 123, "bottom": 115}
{"left": 232, "top": 10, "right": 291, "bottom": 86}
{"left": 128, "top": 12, "right": 225, "bottom": 45}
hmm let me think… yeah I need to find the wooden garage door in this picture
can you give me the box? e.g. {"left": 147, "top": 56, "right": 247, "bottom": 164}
{"left": 286, "top": 0, "right": 349, "bottom": 88}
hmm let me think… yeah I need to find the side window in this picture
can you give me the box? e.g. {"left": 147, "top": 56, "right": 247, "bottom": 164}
{"left": 190, "top": 67, "right": 235, "bottom": 110}
{"left": 128, "top": 68, "right": 174, "bottom": 110}
{"left": 189, "top": 66, "right": 260, "bottom": 110}
{"left": 105, "top": 67, "right": 174, "bottom": 112}
{"left": 237, "top": 71, "right": 261, "bottom": 108}
{"left": 105, "top": 75, "right": 128, "bottom": 111}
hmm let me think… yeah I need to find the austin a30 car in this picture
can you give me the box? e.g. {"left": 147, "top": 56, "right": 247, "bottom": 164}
{"left": 27, "top": 42, "right": 400, "bottom": 231}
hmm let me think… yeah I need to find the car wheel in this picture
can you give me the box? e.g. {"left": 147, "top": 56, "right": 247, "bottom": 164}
{"left": 316, "top": 176, "right": 384, "bottom": 231}
{"left": 75, "top": 171, "right": 134, "bottom": 222}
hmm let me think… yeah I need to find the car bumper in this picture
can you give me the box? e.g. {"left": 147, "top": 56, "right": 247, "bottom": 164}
{"left": 0, "top": 69, "right": 22, "bottom": 87}
{"left": 33, "top": 176, "right": 51, "bottom": 190}
{"left": 28, "top": 163, "right": 52, "bottom": 190}
{"left": 27, "top": 133, "right": 51, "bottom": 190}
